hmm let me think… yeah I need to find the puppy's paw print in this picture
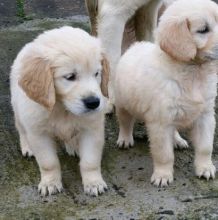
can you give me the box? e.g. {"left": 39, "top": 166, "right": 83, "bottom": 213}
{"left": 83, "top": 178, "right": 108, "bottom": 196}
{"left": 195, "top": 163, "right": 216, "bottom": 180}
{"left": 38, "top": 178, "right": 63, "bottom": 196}
{"left": 117, "top": 136, "right": 134, "bottom": 149}
{"left": 151, "top": 170, "right": 173, "bottom": 187}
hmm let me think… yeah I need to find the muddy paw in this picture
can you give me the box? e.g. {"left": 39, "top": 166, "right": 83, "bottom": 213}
{"left": 117, "top": 136, "right": 134, "bottom": 149}
{"left": 151, "top": 170, "right": 173, "bottom": 187}
{"left": 195, "top": 163, "right": 216, "bottom": 180}
{"left": 83, "top": 179, "right": 108, "bottom": 196}
{"left": 38, "top": 178, "right": 63, "bottom": 196}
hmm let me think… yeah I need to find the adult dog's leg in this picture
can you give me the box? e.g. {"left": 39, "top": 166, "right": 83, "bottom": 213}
{"left": 191, "top": 112, "right": 216, "bottom": 180}
{"left": 98, "top": 6, "right": 132, "bottom": 104}
{"left": 79, "top": 123, "right": 107, "bottom": 196}
{"left": 116, "top": 107, "right": 135, "bottom": 148}
{"left": 135, "top": 0, "right": 162, "bottom": 42}
{"left": 27, "top": 132, "right": 62, "bottom": 196}
{"left": 85, "top": 0, "right": 98, "bottom": 36}
{"left": 147, "top": 123, "right": 174, "bottom": 187}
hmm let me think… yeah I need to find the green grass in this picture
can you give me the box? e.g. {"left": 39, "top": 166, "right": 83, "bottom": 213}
{"left": 16, "top": 0, "right": 25, "bottom": 19}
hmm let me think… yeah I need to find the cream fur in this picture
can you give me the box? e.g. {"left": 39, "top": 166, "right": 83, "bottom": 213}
{"left": 96, "top": 0, "right": 175, "bottom": 107}
{"left": 10, "top": 26, "right": 108, "bottom": 196}
{"left": 115, "top": 0, "right": 218, "bottom": 187}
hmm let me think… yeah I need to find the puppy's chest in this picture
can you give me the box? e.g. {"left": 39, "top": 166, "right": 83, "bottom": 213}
{"left": 173, "top": 80, "right": 206, "bottom": 126}
{"left": 48, "top": 113, "right": 81, "bottom": 142}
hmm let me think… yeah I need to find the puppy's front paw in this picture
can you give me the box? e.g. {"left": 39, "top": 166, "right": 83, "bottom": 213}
{"left": 151, "top": 170, "right": 173, "bottom": 187}
{"left": 83, "top": 178, "right": 108, "bottom": 196}
{"left": 38, "top": 176, "right": 63, "bottom": 196}
{"left": 117, "top": 135, "right": 134, "bottom": 149}
{"left": 195, "top": 162, "right": 216, "bottom": 180}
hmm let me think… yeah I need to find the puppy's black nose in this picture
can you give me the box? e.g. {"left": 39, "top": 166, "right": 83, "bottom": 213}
{"left": 83, "top": 96, "right": 100, "bottom": 110}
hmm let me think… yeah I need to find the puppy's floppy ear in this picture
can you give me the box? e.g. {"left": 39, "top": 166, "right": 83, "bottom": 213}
{"left": 19, "top": 54, "right": 55, "bottom": 111}
{"left": 101, "top": 54, "right": 110, "bottom": 97}
{"left": 157, "top": 18, "right": 197, "bottom": 62}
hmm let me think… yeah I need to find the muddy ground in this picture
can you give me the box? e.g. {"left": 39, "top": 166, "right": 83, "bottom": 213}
{"left": 1, "top": 1, "right": 218, "bottom": 220}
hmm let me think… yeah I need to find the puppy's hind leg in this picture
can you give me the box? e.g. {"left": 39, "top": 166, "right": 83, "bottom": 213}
{"left": 15, "top": 117, "right": 33, "bottom": 157}
{"left": 27, "top": 133, "right": 63, "bottom": 196}
{"left": 64, "top": 135, "right": 80, "bottom": 157}
{"left": 65, "top": 142, "right": 79, "bottom": 157}
{"left": 174, "top": 130, "right": 189, "bottom": 149}
{"left": 116, "top": 107, "right": 135, "bottom": 149}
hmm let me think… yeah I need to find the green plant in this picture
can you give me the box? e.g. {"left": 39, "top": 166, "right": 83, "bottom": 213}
{"left": 16, "top": 0, "right": 25, "bottom": 19}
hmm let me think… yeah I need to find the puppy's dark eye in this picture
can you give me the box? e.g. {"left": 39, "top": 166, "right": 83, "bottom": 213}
{"left": 64, "top": 73, "right": 76, "bottom": 81}
{"left": 95, "top": 72, "right": 99, "bottom": 77}
{"left": 197, "top": 25, "right": 210, "bottom": 34}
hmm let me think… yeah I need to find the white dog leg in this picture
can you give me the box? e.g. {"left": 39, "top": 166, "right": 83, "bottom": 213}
{"left": 27, "top": 133, "right": 63, "bottom": 196}
{"left": 191, "top": 112, "right": 216, "bottom": 180}
{"left": 15, "top": 118, "right": 33, "bottom": 157}
{"left": 148, "top": 123, "right": 174, "bottom": 187}
{"left": 174, "top": 130, "right": 189, "bottom": 149}
{"left": 116, "top": 107, "right": 135, "bottom": 148}
{"left": 79, "top": 128, "right": 107, "bottom": 196}
{"left": 98, "top": 9, "right": 130, "bottom": 106}
{"left": 135, "top": 0, "right": 162, "bottom": 42}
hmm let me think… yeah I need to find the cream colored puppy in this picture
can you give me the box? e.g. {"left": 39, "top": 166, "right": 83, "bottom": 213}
{"left": 115, "top": 0, "right": 218, "bottom": 187}
{"left": 10, "top": 26, "right": 109, "bottom": 196}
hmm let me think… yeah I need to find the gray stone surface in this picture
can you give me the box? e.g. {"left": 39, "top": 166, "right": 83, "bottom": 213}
{"left": 1, "top": 1, "right": 218, "bottom": 219}
{"left": 0, "top": 0, "right": 86, "bottom": 27}
{"left": 24, "top": 0, "right": 87, "bottom": 19}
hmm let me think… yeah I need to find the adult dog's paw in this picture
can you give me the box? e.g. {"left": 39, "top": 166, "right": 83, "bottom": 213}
{"left": 151, "top": 170, "right": 173, "bottom": 187}
{"left": 83, "top": 178, "right": 108, "bottom": 196}
{"left": 38, "top": 177, "right": 63, "bottom": 196}
{"left": 195, "top": 163, "right": 216, "bottom": 180}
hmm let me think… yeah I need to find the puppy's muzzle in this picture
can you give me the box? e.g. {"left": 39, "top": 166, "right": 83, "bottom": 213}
{"left": 83, "top": 96, "right": 100, "bottom": 110}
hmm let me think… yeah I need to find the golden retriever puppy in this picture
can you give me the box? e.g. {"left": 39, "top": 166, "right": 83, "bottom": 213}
{"left": 10, "top": 26, "right": 109, "bottom": 196}
{"left": 115, "top": 0, "right": 218, "bottom": 187}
